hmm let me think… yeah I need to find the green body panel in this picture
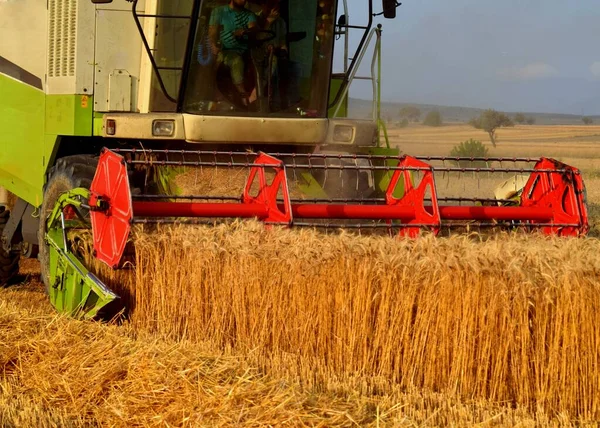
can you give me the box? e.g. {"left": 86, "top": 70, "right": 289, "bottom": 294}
{"left": 0, "top": 74, "right": 46, "bottom": 205}
{"left": 328, "top": 77, "right": 348, "bottom": 118}
{"left": 296, "top": 172, "right": 329, "bottom": 199}
{"left": 47, "top": 232, "right": 118, "bottom": 319}
{"left": 368, "top": 146, "right": 406, "bottom": 197}
{"left": 0, "top": 73, "right": 94, "bottom": 206}
{"left": 93, "top": 113, "right": 105, "bottom": 136}
{"left": 45, "top": 94, "right": 93, "bottom": 136}
{"left": 46, "top": 189, "right": 118, "bottom": 319}
{"left": 43, "top": 94, "right": 94, "bottom": 181}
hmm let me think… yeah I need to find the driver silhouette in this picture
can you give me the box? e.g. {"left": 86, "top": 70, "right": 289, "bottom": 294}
{"left": 209, "top": 0, "right": 258, "bottom": 105}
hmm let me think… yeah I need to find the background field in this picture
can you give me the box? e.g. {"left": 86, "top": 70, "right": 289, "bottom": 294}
{"left": 350, "top": 98, "right": 600, "bottom": 125}
{"left": 389, "top": 123, "right": 600, "bottom": 165}
{"left": 390, "top": 124, "right": 600, "bottom": 236}
{"left": 1, "top": 124, "right": 599, "bottom": 426}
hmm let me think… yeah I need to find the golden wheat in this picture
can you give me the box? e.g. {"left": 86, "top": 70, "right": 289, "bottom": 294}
{"left": 67, "top": 223, "right": 600, "bottom": 421}
{"left": 0, "top": 291, "right": 592, "bottom": 426}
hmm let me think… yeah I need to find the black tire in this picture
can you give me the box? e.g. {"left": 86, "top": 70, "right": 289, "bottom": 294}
{"left": 0, "top": 207, "right": 20, "bottom": 285}
{"left": 38, "top": 155, "right": 98, "bottom": 290}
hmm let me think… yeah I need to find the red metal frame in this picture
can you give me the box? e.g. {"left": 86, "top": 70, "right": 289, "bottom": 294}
{"left": 88, "top": 149, "right": 590, "bottom": 268}
{"left": 520, "top": 158, "right": 589, "bottom": 236}
{"left": 423, "top": 158, "right": 589, "bottom": 236}
{"left": 89, "top": 149, "right": 133, "bottom": 268}
{"left": 386, "top": 156, "right": 441, "bottom": 238}
{"left": 275, "top": 157, "right": 440, "bottom": 238}
{"left": 243, "top": 153, "right": 292, "bottom": 225}
{"left": 133, "top": 202, "right": 267, "bottom": 219}
{"left": 435, "top": 206, "right": 553, "bottom": 222}
{"left": 90, "top": 151, "right": 297, "bottom": 267}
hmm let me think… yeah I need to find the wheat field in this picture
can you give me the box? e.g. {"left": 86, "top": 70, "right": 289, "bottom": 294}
{"left": 0, "top": 268, "right": 587, "bottom": 427}
{"left": 389, "top": 123, "right": 600, "bottom": 170}
{"left": 128, "top": 227, "right": 600, "bottom": 413}
{"left": 1, "top": 124, "right": 600, "bottom": 426}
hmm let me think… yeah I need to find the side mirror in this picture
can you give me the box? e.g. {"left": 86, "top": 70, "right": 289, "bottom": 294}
{"left": 382, "top": 0, "right": 398, "bottom": 19}
{"left": 91, "top": 0, "right": 113, "bottom": 3}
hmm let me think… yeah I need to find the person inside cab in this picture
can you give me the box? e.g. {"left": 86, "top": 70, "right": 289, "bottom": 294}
{"left": 209, "top": 0, "right": 258, "bottom": 106}
{"left": 256, "top": 0, "right": 288, "bottom": 110}
{"left": 258, "top": 0, "right": 287, "bottom": 56}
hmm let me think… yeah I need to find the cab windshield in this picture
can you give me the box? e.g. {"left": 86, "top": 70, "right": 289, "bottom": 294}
{"left": 182, "top": 0, "right": 336, "bottom": 118}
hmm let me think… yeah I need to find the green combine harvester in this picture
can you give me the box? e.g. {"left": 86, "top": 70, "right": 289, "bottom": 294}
{"left": 0, "top": 0, "right": 589, "bottom": 319}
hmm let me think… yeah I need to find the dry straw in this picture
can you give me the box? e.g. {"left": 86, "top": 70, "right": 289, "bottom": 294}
{"left": 0, "top": 292, "right": 588, "bottom": 426}
{"left": 79, "top": 222, "right": 600, "bottom": 421}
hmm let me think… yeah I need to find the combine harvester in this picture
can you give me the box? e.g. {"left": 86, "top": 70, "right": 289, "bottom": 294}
{"left": 0, "top": 0, "right": 589, "bottom": 318}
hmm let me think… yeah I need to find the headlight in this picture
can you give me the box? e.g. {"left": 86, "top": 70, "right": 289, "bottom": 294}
{"left": 333, "top": 125, "right": 354, "bottom": 143}
{"left": 152, "top": 120, "right": 175, "bottom": 137}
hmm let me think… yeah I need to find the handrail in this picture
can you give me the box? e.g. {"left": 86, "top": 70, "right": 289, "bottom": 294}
{"left": 332, "top": 27, "right": 378, "bottom": 118}
{"left": 342, "top": 0, "right": 349, "bottom": 72}
{"left": 328, "top": 0, "right": 373, "bottom": 109}
{"left": 332, "top": 25, "right": 390, "bottom": 148}
{"left": 176, "top": 0, "right": 202, "bottom": 111}
{"left": 131, "top": 0, "right": 181, "bottom": 103}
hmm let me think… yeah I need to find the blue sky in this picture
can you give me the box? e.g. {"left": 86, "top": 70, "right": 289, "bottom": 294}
{"left": 339, "top": 0, "right": 600, "bottom": 114}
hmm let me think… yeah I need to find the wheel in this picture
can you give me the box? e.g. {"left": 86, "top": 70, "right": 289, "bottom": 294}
{"left": 0, "top": 206, "right": 20, "bottom": 285}
{"left": 38, "top": 155, "right": 98, "bottom": 290}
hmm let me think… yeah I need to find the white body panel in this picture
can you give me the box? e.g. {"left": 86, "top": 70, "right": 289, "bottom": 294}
{"left": 138, "top": 0, "right": 158, "bottom": 113}
{"left": 0, "top": 0, "right": 47, "bottom": 88}
{"left": 94, "top": 4, "right": 145, "bottom": 112}
{"left": 46, "top": 0, "right": 96, "bottom": 95}
{"left": 108, "top": 69, "right": 133, "bottom": 111}
{"left": 0, "top": 0, "right": 149, "bottom": 112}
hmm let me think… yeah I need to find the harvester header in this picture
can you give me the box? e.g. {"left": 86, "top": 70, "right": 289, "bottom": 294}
{"left": 80, "top": 148, "right": 590, "bottom": 270}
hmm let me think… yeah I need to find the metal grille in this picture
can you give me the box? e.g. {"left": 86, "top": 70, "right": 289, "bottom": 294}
{"left": 48, "top": 0, "right": 77, "bottom": 78}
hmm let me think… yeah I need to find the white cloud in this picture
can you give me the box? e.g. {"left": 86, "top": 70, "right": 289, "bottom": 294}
{"left": 498, "top": 63, "right": 558, "bottom": 81}
{"left": 590, "top": 62, "right": 600, "bottom": 79}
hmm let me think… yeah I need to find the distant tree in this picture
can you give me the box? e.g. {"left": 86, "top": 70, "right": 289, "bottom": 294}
{"left": 399, "top": 106, "right": 422, "bottom": 122}
{"left": 469, "top": 109, "right": 514, "bottom": 147}
{"left": 468, "top": 117, "right": 481, "bottom": 128}
{"left": 398, "top": 118, "right": 409, "bottom": 128}
{"left": 526, "top": 116, "right": 536, "bottom": 125}
{"left": 450, "top": 139, "right": 489, "bottom": 168}
{"left": 582, "top": 116, "right": 594, "bottom": 125}
{"left": 514, "top": 113, "right": 526, "bottom": 125}
{"left": 423, "top": 110, "right": 443, "bottom": 127}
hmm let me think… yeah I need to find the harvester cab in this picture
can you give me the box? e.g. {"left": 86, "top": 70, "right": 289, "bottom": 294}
{"left": 0, "top": 0, "right": 589, "bottom": 319}
{"left": 93, "top": 0, "right": 403, "bottom": 200}
{"left": 94, "top": 0, "right": 393, "bottom": 148}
